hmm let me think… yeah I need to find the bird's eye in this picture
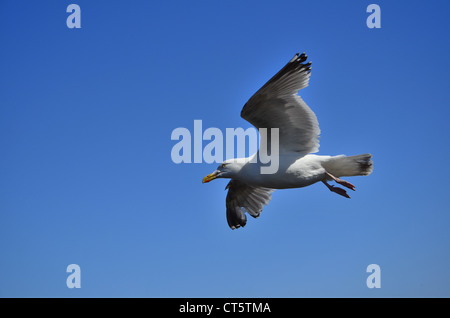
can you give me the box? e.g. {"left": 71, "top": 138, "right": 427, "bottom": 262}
{"left": 220, "top": 163, "right": 227, "bottom": 168}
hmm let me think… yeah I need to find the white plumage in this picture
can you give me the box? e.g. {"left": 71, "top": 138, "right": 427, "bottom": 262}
{"left": 203, "top": 53, "right": 373, "bottom": 229}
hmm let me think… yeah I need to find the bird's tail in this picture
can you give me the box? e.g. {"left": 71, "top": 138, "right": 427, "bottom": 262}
{"left": 322, "top": 154, "right": 373, "bottom": 177}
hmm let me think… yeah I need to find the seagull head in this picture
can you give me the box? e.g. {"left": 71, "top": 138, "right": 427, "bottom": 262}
{"left": 202, "top": 158, "right": 246, "bottom": 183}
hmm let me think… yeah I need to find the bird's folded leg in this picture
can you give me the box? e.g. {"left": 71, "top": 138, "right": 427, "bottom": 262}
{"left": 322, "top": 180, "right": 350, "bottom": 199}
{"left": 325, "top": 172, "right": 355, "bottom": 191}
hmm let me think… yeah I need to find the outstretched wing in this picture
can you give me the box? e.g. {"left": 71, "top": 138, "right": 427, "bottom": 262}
{"left": 241, "top": 53, "right": 320, "bottom": 155}
{"left": 225, "top": 180, "right": 274, "bottom": 229}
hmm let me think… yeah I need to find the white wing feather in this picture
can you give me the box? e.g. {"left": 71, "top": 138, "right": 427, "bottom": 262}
{"left": 240, "top": 53, "right": 320, "bottom": 155}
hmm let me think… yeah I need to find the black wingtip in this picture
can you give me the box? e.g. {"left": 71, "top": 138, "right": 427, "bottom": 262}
{"left": 298, "top": 53, "right": 308, "bottom": 64}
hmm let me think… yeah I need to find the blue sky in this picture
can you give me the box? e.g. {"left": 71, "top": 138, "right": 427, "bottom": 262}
{"left": 1, "top": 0, "right": 449, "bottom": 297}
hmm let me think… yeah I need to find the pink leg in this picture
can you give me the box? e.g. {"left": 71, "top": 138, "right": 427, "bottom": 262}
{"left": 322, "top": 180, "right": 350, "bottom": 199}
{"left": 326, "top": 172, "right": 355, "bottom": 191}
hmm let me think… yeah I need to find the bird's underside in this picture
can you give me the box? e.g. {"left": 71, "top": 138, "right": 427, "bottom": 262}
{"left": 225, "top": 176, "right": 351, "bottom": 230}
{"left": 224, "top": 153, "right": 373, "bottom": 229}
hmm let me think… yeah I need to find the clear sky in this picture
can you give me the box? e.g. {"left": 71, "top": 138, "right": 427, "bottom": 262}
{"left": 1, "top": 0, "right": 449, "bottom": 297}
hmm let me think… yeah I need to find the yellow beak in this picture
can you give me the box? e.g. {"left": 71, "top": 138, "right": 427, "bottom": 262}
{"left": 202, "top": 171, "right": 219, "bottom": 183}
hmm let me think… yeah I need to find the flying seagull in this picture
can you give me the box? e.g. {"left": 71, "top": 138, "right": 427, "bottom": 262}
{"left": 203, "top": 52, "right": 373, "bottom": 229}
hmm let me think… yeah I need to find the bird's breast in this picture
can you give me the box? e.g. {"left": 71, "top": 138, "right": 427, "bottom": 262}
{"left": 237, "top": 155, "right": 327, "bottom": 189}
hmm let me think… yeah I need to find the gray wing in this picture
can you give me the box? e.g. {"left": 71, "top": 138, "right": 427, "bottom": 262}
{"left": 225, "top": 180, "right": 274, "bottom": 229}
{"left": 241, "top": 53, "right": 320, "bottom": 155}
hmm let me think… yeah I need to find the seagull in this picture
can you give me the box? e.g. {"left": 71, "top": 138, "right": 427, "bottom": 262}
{"left": 202, "top": 52, "right": 373, "bottom": 229}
